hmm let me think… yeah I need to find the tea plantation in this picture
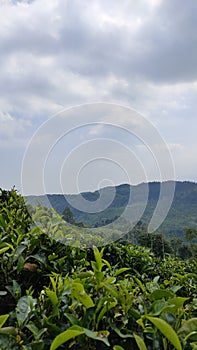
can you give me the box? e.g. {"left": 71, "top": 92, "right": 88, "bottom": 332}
{"left": 0, "top": 188, "right": 197, "bottom": 349}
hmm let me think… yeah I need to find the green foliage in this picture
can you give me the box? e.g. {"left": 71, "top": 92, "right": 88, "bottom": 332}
{"left": 145, "top": 316, "right": 182, "bottom": 350}
{"left": 133, "top": 333, "right": 147, "bottom": 350}
{"left": 62, "top": 207, "right": 75, "bottom": 224}
{"left": 50, "top": 325, "right": 110, "bottom": 350}
{"left": 0, "top": 188, "right": 196, "bottom": 349}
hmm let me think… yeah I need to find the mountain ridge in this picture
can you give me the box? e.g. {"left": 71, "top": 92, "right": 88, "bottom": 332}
{"left": 27, "top": 180, "right": 197, "bottom": 238}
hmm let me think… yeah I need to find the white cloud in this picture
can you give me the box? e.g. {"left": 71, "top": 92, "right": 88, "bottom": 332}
{"left": 0, "top": 111, "right": 32, "bottom": 148}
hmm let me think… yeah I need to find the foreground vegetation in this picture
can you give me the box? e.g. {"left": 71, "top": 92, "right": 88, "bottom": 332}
{"left": 0, "top": 188, "right": 197, "bottom": 349}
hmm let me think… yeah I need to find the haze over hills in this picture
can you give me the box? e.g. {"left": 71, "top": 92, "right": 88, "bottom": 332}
{"left": 27, "top": 181, "right": 197, "bottom": 238}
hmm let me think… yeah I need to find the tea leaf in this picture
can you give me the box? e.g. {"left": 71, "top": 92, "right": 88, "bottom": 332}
{"left": 72, "top": 282, "right": 94, "bottom": 308}
{"left": 114, "top": 268, "right": 131, "bottom": 277}
{"left": 50, "top": 325, "right": 85, "bottom": 350}
{"left": 146, "top": 316, "right": 182, "bottom": 350}
{"left": 0, "top": 315, "right": 9, "bottom": 328}
{"left": 16, "top": 296, "right": 37, "bottom": 326}
{"left": 134, "top": 333, "right": 147, "bottom": 350}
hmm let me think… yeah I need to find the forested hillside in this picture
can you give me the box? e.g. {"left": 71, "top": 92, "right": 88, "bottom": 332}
{"left": 27, "top": 181, "right": 197, "bottom": 238}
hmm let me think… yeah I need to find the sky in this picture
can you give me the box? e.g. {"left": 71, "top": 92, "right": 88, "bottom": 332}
{"left": 0, "top": 0, "right": 197, "bottom": 195}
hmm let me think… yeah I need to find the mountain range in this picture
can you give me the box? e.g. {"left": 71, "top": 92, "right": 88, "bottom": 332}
{"left": 27, "top": 181, "right": 197, "bottom": 238}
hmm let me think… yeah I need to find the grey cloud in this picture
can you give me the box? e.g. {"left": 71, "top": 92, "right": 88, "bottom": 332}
{"left": 133, "top": 0, "right": 197, "bottom": 83}
{"left": 55, "top": 0, "right": 197, "bottom": 83}
{"left": 0, "top": 0, "right": 196, "bottom": 120}
{"left": 1, "top": 0, "right": 197, "bottom": 86}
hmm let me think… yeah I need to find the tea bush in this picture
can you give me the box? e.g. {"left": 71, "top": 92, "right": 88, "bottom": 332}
{"left": 0, "top": 189, "right": 197, "bottom": 349}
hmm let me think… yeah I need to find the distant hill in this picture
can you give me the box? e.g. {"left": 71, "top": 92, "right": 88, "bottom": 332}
{"left": 27, "top": 181, "right": 197, "bottom": 238}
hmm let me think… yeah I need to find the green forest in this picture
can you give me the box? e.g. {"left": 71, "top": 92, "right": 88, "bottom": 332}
{"left": 0, "top": 188, "right": 197, "bottom": 349}
{"left": 28, "top": 181, "right": 197, "bottom": 239}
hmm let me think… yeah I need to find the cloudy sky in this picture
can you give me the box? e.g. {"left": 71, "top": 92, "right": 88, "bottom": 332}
{"left": 0, "top": 0, "right": 197, "bottom": 195}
